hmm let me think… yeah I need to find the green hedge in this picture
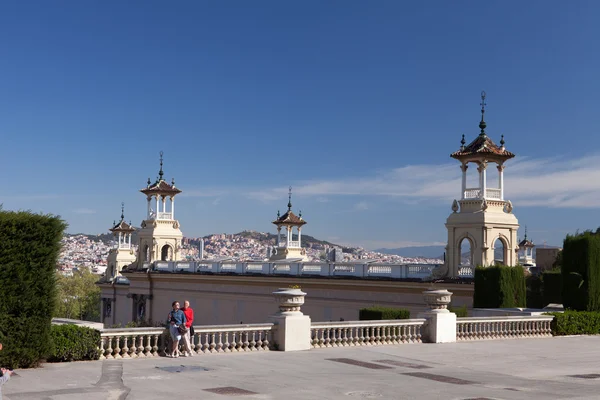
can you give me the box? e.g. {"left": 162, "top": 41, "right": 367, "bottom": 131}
{"left": 0, "top": 210, "right": 66, "bottom": 368}
{"left": 473, "top": 265, "right": 526, "bottom": 308}
{"left": 547, "top": 311, "right": 600, "bottom": 336}
{"left": 359, "top": 306, "right": 410, "bottom": 320}
{"left": 542, "top": 271, "right": 563, "bottom": 306}
{"left": 562, "top": 232, "right": 600, "bottom": 311}
{"left": 48, "top": 325, "right": 101, "bottom": 362}
{"left": 526, "top": 275, "right": 544, "bottom": 309}
{"left": 448, "top": 304, "right": 468, "bottom": 317}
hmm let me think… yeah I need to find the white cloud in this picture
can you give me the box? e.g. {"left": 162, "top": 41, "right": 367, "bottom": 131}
{"left": 358, "top": 240, "right": 448, "bottom": 249}
{"left": 184, "top": 152, "right": 600, "bottom": 209}
{"left": 73, "top": 208, "right": 96, "bottom": 214}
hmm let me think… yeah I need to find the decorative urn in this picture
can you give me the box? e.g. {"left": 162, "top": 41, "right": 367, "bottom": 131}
{"left": 273, "top": 288, "right": 306, "bottom": 314}
{"left": 422, "top": 289, "right": 453, "bottom": 312}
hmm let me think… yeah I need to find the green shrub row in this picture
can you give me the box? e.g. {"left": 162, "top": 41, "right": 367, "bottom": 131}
{"left": 359, "top": 306, "right": 410, "bottom": 320}
{"left": 48, "top": 325, "right": 101, "bottom": 362}
{"left": 562, "top": 232, "right": 600, "bottom": 311}
{"left": 542, "top": 271, "right": 562, "bottom": 306}
{"left": 547, "top": 311, "right": 600, "bottom": 336}
{"left": 0, "top": 210, "right": 66, "bottom": 368}
{"left": 474, "top": 265, "right": 526, "bottom": 308}
{"left": 448, "top": 304, "right": 468, "bottom": 317}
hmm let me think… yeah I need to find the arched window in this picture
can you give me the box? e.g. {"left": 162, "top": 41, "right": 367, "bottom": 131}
{"left": 161, "top": 244, "right": 172, "bottom": 261}
{"left": 493, "top": 237, "right": 508, "bottom": 266}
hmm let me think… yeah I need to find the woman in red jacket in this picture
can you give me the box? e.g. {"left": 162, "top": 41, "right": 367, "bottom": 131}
{"left": 181, "top": 300, "right": 195, "bottom": 356}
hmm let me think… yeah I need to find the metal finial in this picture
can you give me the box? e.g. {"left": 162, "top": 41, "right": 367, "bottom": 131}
{"left": 171, "top": 177, "right": 175, "bottom": 186}
{"left": 500, "top": 134, "right": 505, "bottom": 147}
{"left": 524, "top": 225, "right": 528, "bottom": 240}
{"left": 479, "top": 91, "right": 487, "bottom": 136}
{"left": 287, "top": 186, "right": 292, "bottom": 211}
{"left": 277, "top": 210, "right": 280, "bottom": 218}
{"left": 159, "top": 151, "right": 164, "bottom": 180}
{"left": 460, "top": 134, "right": 466, "bottom": 150}
{"left": 147, "top": 177, "right": 151, "bottom": 187}
{"left": 121, "top": 202, "right": 125, "bottom": 221}
{"left": 299, "top": 210, "right": 302, "bottom": 218}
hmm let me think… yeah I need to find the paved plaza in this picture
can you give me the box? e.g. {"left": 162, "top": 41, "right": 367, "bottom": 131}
{"left": 4, "top": 336, "right": 600, "bottom": 400}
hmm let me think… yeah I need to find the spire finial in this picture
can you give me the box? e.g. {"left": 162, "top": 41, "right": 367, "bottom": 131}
{"left": 147, "top": 177, "right": 151, "bottom": 187}
{"left": 159, "top": 151, "right": 164, "bottom": 180}
{"left": 524, "top": 225, "right": 528, "bottom": 240}
{"left": 277, "top": 210, "right": 280, "bottom": 218}
{"left": 121, "top": 202, "right": 125, "bottom": 221}
{"left": 299, "top": 210, "right": 302, "bottom": 218}
{"left": 460, "top": 134, "right": 466, "bottom": 150}
{"left": 479, "top": 90, "right": 487, "bottom": 136}
{"left": 287, "top": 186, "right": 292, "bottom": 211}
{"left": 500, "top": 134, "right": 505, "bottom": 147}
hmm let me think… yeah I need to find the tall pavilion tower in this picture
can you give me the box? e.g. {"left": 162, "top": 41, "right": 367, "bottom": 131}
{"left": 269, "top": 187, "right": 309, "bottom": 261}
{"left": 445, "top": 92, "right": 520, "bottom": 277}
{"left": 518, "top": 227, "right": 535, "bottom": 265}
{"left": 104, "top": 202, "right": 136, "bottom": 281}
{"left": 134, "top": 151, "right": 183, "bottom": 268}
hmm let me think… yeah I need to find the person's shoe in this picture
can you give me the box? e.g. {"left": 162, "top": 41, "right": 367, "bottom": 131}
{"left": 182, "top": 353, "right": 188, "bottom": 357}
{"left": 188, "top": 352, "right": 195, "bottom": 357}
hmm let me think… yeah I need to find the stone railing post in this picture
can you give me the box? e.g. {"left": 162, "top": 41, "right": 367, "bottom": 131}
{"left": 418, "top": 289, "right": 456, "bottom": 343}
{"left": 269, "top": 288, "right": 311, "bottom": 351}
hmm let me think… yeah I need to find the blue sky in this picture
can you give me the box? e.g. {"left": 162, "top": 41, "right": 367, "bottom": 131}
{"left": 1, "top": 1, "right": 599, "bottom": 249}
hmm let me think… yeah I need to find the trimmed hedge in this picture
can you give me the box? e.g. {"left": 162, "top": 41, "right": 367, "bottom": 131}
{"left": 0, "top": 210, "right": 66, "bottom": 368}
{"left": 526, "top": 275, "right": 544, "bottom": 309}
{"left": 562, "top": 232, "right": 600, "bottom": 311}
{"left": 473, "top": 265, "right": 526, "bottom": 308}
{"left": 48, "top": 325, "right": 101, "bottom": 362}
{"left": 449, "top": 304, "right": 468, "bottom": 317}
{"left": 547, "top": 311, "right": 600, "bottom": 336}
{"left": 542, "top": 271, "right": 563, "bottom": 306}
{"left": 359, "top": 306, "right": 410, "bottom": 320}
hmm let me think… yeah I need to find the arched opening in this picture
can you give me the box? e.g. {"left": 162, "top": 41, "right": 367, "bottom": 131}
{"left": 143, "top": 245, "right": 150, "bottom": 262}
{"left": 161, "top": 244, "right": 172, "bottom": 261}
{"left": 493, "top": 237, "right": 508, "bottom": 266}
{"left": 459, "top": 238, "right": 473, "bottom": 266}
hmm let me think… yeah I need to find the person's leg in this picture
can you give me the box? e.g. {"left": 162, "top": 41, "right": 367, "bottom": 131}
{"left": 182, "top": 330, "right": 193, "bottom": 356}
{"left": 169, "top": 326, "right": 181, "bottom": 357}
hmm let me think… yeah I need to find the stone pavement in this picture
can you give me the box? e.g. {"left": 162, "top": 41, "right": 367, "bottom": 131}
{"left": 5, "top": 336, "right": 600, "bottom": 400}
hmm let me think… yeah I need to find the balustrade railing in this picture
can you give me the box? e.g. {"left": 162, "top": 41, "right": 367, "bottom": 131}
{"left": 486, "top": 188, "right": 502, "bottom": 199}
{"left": 310, "top": 319, "right": 425, "bottom": 348}
{"left": 458, "top": 265, "right": 474, "bottom": 277}
{"left": 99, "top": 323, "right": 275, "bottom": 359}
{"left": 157, "top": 212, "right": 172, "bottom": 220}
{"left": 288, "top": 241, "right": 300, "bottom": 248}
{"left": 456, "top": 316, "right": 553, "bottom": 341}
{"left": 464, "top": 188, "right": 481, "bottom": 199}
{"left": 118, "top": 243, "right": 131, "bottom": 250}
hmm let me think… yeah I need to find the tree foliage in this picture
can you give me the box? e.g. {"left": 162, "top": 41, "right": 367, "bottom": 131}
{"left": 55, "top": 268, "right": 101, "bottom": 322}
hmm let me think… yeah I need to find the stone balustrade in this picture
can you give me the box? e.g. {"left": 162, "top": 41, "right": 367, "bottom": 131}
{"left": 310, "top": 319, "right": 425, "bottom": 348}
{"left": 456, "top": 316, "right": 553, "bottom": 341}
{"left": 148, "top": 260, "right": 442, "bottom": 280}
{"left": 99, "top": 323, "right": 275, "bottom": 359}
{"left": 94, "top": 288, "right": 560, "bottom": 361}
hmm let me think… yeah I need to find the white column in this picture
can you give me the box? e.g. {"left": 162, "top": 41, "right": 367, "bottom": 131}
{"left": 298, "top": 227, "right": 302, "bottom": 247}
{"left": 287, "top": 226, "right": 291, "bottom": 247}
{"left": 277, "top": 227, "right": 282, "bottom": 246}
{"left": 171, "top": 197, "right": 175, "bottom": 219}
{"left": 460, "top": 164, "right": 468, "bottom": 199}
{"left": 498, "top": 164, "right": 505, "bottom": 200}
{"left": 478, "top": 162, "right": 487, "bottom": 199}
{"left": 155, "top": 195, "right": 160, "bottom": 217}
{"left": 128, "top": 233, "right": 131, "bottom": 247}
{"left": 162, "top": 197, "right": 166, "bottom": 216}
{"left": 147, "top": 197, "right": 151, "bottom": 218}
{"left": 118, "top": 233, "right": 122, "bottom": 247}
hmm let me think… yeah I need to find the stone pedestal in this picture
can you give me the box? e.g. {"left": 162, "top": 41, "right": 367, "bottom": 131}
{"left": 418, "top": 289, "right": 457, "bottom": 343}
{"left": 269, "top": 288, "right": 311, "bottom": 351}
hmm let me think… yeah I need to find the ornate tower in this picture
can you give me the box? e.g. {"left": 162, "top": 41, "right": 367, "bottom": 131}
{"left": 135, "top": 152, "right": 183, "bottom": 268}
{"left": 445, "top": 92, "right": 519, "bottom": 277}
{"left": 269, "top": 187, "right": 308, "bottom": 261}
{"left": 104, "top": 202, "right": 136, "bottom": 281}
{"left": 518, "top": 227, "right": 535, "bottom": 266}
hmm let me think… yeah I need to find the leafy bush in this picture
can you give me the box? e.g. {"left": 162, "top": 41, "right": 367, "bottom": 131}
{"left": 542, "top": 271, "right": 563, "bottom": 306}
{"left": 55, "top": 268, "right": 101, "bottom": 322}
{"left": 547, "top": 311, "right": 600, "bottom": 336}
{"left": 48, "top": 324, "right": 101, "bottom": 362}
{"left": 562, "top": 232, "right": 600, "bottom": 311}
{"left": 449, "top": 304, "right": 468, "bottom": 317}
{"left": 473, "top": 265, "right": 526, "bottom": 308}
{"left": 359, "top": 306, "right": 410, "bottom": 320}
{"left": 0, "top": 210, "right": 66, "bottom": 368}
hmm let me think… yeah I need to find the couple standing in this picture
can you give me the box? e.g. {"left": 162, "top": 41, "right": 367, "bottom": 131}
{"left": 167, "top": 300, "right": 195, "bottom": 357}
